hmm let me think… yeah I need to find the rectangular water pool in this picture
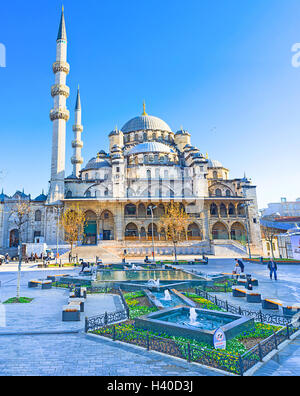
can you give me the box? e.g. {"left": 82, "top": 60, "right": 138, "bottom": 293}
{"left": 135, "top": 306, "right": 254, "bottom": 345}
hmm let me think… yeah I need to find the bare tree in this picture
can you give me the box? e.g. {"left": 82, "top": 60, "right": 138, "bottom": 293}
{"left": 9, "top": 199, "right": 31, "bottom": 299}
{"left": 59, "top": 205, "right": 86, "bottom": 259}
{"left": 261, "top": 225, "right": 278, "bottom": 260}
{"left": 158, "top": 202, "right": 190, "bottom": 262}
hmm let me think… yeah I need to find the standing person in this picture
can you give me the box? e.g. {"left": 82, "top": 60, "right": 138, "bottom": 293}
{"left": 268, "top": 260, "right": 278, "bottom": 281}
{"left": 235, "top": 258, "right": 245, "bottom": 273}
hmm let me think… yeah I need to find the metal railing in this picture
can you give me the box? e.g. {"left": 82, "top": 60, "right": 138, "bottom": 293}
{"left": 195, "top": 288, "right": 292, "bottom": 326}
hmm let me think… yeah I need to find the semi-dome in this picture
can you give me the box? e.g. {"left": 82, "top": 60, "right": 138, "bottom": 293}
{"left": 128, "top": 142, "right": 175, "bottom": 155}
{"left": 121, "top": 114, "right": 172, "bottom": 133}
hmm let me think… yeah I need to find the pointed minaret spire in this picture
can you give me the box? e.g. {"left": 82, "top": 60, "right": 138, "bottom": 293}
{"left": 75, "top": 85, "right": 81, "bottom": 110}
{"left": 48, "top": 7, "right": 70, "bottom": 203}
{"left": 57, "top": 6, "right": 67, "bottom": 41}
{"left": 71, "top": 85, "right": 84, "bottom": 178}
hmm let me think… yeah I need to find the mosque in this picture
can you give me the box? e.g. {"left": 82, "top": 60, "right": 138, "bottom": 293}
{"left": 0, "top": 9, "right": 262, "bottom": 255}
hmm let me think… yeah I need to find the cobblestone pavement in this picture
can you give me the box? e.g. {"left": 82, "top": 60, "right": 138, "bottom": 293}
{"left": 0, "top": 332, "right": 220, "bottom": 376}
{"left": 0, "top": 269, "right": 219, "bottom": 376}
{"left": 254, "top": 334, "right": 300, "bottom": 376}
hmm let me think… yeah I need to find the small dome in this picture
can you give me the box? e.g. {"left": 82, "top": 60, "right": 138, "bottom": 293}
{"left": 122, "top": 115, "right": 172, "bottom": 133}
{"left": 82, "top": 157, "right": 111, "bottom": 171}
{"left": 207, "top": 159, "right": 223, "bottom": 168}
{"left": 128, "top": 142, "right": 175, "bottom": 155}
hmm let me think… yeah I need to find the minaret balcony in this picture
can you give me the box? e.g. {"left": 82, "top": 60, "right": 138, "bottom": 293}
{"left": 72, "top": 125, "right": 83, "bottom": 133}
{"left": 71, "top": 156, "right": 84, "bottom": 165}
{"left": 50, "top": 107, "right": 70, "bottom": 121}
{"left": 52, "top": 61, "right": 70, "bottom": 75}
{"left": 51, "top": 84, "right": 70, "bottom": 98}
{"left": 72, "top": 140, "right": 84, "bottom": 149}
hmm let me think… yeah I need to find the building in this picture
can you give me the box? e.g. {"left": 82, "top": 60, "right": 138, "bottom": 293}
{"left": 261, "top": 197, "right": 300, "bottom": 218}
{"left": 0, "top": 9, "right": 262, "bottom": 255}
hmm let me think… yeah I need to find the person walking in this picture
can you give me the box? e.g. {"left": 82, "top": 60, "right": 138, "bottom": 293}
{"left": 268, "top": 260, "right": 278, "bottom": 281}
{"left": 235, "top": 258, "right": 245, "bottom": 273}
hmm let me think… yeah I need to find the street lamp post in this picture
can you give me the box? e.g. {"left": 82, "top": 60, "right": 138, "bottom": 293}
{"left": 241, "top": 203, "right": 251, "bottom": 259}
{"left": 148, "top": 205, "right": 157, "bottom": 263}
{"left": 55, "top": 205, "right": 60, "bottom": 265}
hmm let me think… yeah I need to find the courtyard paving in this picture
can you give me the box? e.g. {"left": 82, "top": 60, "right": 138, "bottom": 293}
{"left": 0, "top": 267, "right": 219, "bottom": 376}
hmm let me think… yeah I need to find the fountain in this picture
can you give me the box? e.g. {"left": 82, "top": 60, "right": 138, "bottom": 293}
{"left": 163, "top": 290, "right": 172, "bottom": 301}
{"left": 147, "top": 279, "right": 160, "bottom": 287}
{"left": 189, "top": 308, "right": 199, "bottom": 326}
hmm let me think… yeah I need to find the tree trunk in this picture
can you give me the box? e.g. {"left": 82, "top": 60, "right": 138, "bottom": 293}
{"left": 270, "top": 236, "right": 275, "bottom": 260}
{"left": 16, "top": 234, "right": 22, "bottom": 300}
{"left": 173, "top": 241, "right": 177, "bottom": 263}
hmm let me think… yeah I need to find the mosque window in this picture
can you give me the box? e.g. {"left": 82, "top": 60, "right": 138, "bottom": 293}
{"left": 85, "top": 173, "right": 89, "bottom": 181}
{"left": 226, "top": 189, "right": 231, "bottom": 197}
{"left": 66, "top": 191, "right": 72, "bottom": 198}
{"left": 135, "top": 133, "right": 138, "bottom": 141}
{"left": 213, "top": 171, "right": 218, "bottom": 179}
{"left": 104, "top": 188, "right": 109, "bottom": 197}
{"left": 85, "top": 191, "right": 91, "bottom": 198}
{"left": 147, "top": 169, "right": 151, "bottom": 179}
{"left": 35, "top": 210, "right": 42, "bottom": 222}
{"left": 215, "top": 189, "right": 222, "bottom": 197}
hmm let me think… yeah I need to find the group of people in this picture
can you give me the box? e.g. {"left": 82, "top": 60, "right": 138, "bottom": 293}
{"left": 233, "top": 258, "right": 278, "bottom": 281}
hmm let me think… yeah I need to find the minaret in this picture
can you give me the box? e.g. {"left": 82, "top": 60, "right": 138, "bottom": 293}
{"left": 48, "top": 6, "right": 70, "bottom": 203}
{"left": 71, "top": 86, "right": 84, "bottom": 177}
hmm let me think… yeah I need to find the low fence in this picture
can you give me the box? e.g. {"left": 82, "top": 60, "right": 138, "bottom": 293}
{"left": 239, "top": 325, "right": 298, "bottom": 375}
{"left": 86, "top": 322, "right": 298, "bottom": 376}
{"left": 85, "top": 309, "right": 128, "bottom": 333}
{"left": 195, "top": 288, "right": 292, "bottom": 326}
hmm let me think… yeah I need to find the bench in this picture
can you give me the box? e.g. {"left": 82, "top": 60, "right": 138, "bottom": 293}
{"left": 237, "top": 278, "right": 259, "bottom": 287}
{"left": 68, "top": 298, "right": 85, "bottom": 312}
{"left": 232, "top": 286, "right": 261, "bottom": 303}
{"left": 262, "top": 298, "right": 282, "bottom": 311}
{"left": 47, "top": 274, "right": 69, "bottom": 282}
{"left": 62, "top": 303, "right": 81, "bottom": 321}
{"left": 282, "top": 303, "right": 300, "bottom": 317}
{"left": 28, "top": 280, "right": 52, "bottom": 289}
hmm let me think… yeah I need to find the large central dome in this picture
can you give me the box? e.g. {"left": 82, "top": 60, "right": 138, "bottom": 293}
{"left": 121, "top": 114, "right": 172, "bottom": 133}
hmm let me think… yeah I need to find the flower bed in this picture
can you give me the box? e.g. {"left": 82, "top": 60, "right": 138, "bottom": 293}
{"left": 123, "top": 291, "right": 157, "bottom": 319}
{"left": 91, "top": 321, "right": 282, "bottom": 375}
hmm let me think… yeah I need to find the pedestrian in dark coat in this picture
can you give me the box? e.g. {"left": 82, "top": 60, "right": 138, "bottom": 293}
{"left": 268, "top": 260, "right": 278, "bottom": 281}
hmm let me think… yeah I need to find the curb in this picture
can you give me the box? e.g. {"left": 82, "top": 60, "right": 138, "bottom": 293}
{"left": 0, "top": 330, "right": 80, "bottom": 336}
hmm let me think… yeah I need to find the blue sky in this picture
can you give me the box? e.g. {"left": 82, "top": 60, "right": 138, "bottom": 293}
{"left": 0, "top": 0, "right": 300, "bottom": 208}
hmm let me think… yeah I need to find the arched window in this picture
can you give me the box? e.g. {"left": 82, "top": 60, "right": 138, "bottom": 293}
{"left": 215, "top": 188, "right": 222, "bottom": 197}
{"left": 104, "top": 188, "right": 109, "bottom": 197}
{"left": 125, "top": 204, "right": 136, "bottom": 216}
{"left": 226, "top": 189, "right": 231, "bottom": 197}
{"left": 213, "top": 171, "right": 218, "bottom": 179}
{"left": 220, "top": 204, "right": 227, "bottom": 217}
{"left": 147, "top": 169, "right": 151, "bottom": 179}
{"left": 85, "top": 190, "right": 91, "bottom": 198}
{"left": 228, "top": 203, "right": 235, "bottom": 216}
{"left": 210, "top": 203, "right": 218, "bottom": 216}
{"left": 85, "top": 173, "right": 89, "bottom": 181}
{"left": 66, "top": 191, "right": 72, "bottom": 198}
{"left": 35, "top": 210, "right": 42, "bottom": 222}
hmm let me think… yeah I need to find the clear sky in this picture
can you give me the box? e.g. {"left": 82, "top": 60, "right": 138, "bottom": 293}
{"left": 0, "top": 0, "right": 300, "bottom": 209}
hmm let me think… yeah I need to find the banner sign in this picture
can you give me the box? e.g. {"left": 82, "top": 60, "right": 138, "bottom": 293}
{"left": 291, "top": 235, "right": 300, "bottom": 260}
{"left": 213, "top": 328, "right": 226, "bottom": 350}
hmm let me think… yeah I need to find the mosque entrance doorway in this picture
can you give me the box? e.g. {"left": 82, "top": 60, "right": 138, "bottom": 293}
{"left": 83, "top": 210, "right": 97, "bottom": 245}
{"left": 9, "top": 229, "right": 19, "bottom": 248}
